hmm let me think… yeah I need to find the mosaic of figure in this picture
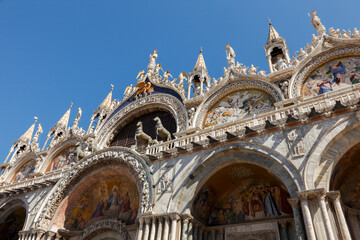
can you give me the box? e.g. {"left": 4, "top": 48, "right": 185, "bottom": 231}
{"left": 65, "top": 175, "right": 139, "bottom": 231}
{"left": 204, "top": 90, "right": 275, "bottom": 128}
{"left": 12, "top": 160, "right": 36, "bottom": 182}
{"left": 302, "top": 56, "right": 360, "bottom": 98}
{"left": 192, "top": 164, "right": 292, "bottom": 226}
{"left": 48, "top": 147, "right": 76, "bottom": 172}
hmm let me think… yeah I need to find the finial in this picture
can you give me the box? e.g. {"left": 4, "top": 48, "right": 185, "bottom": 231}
{"left": 200, "top": 46, "right": 203, "bottom": 53}
{"left": 34, "top": 116, "right": 38, "bottom": 123}
{"left": 268, "top": 18, "right": 272, "bottom": 26}
{"left": 70, "top": 102, "right": 73, "bottom": 109}
{"left": 111, "top": 84, "right": 114, "bottom": 91}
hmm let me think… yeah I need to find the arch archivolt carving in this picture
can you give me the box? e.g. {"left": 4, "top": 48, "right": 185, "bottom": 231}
{"left": 3, "top": 153, "right": 37, "bottom": 183}
{"left": 79, "top": 219, "right": 131, "bottom": 240}
{"left": 289, "top": 46, "right": 360, "bottom": 98}
{"left": 304, "top": 112, "right": 360, "bottom": 190}
{"left": 38, "top": 138, "right": 79, "bottom": 173}
{"left": 169, "top": 142, "right": 304, "bottom": 213}
{"left": 34, "top": 147, "right": 154, "bottom": 230}
{"left": 194, "top": 80, "right": 283, "bottom": 128}
{"left": 96, "top": 94, "right": 188, "bottom": 148}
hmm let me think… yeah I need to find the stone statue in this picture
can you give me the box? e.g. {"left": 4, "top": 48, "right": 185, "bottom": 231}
{"left": 257, "top": 70, "right": 266, "bottom": 76}
{"left": 225, "top": 44, "right": 236, "bottom": 69}
{"left": 154, "top": 117, "right": 171, "bottom": 142}
{"left": 295, "top": 48, "right": 307, "bottom": 59}
{"left": 73, "top": 142, "right": 85, "bottom": 161}
{"left": 176, "top": 72, "right": 186, "bottom": 95}
{"left": 311, "top": 34, "right": 320, "bottom": 46}
{"left": 305, "top": 43, "right": 314, "bottom": 54}
{"left": 352, "top": 28, "right": 360, "bottom": 38}
{"left": 311, "top": 10, "right": 326, "bottom": 36}
{"left": 280, "top": 81, "right": 289, "bottom": 99}
{"left": 162, "top": 69, "right": 172, "bottom": 85}
{"left": 72, "top": 107, "right": 82, "bottom": 127}
{"left": 33, "top": 123, "right": 43, "bottom": 143}
{"left": 291, "top": 56, "right": 300, "bottom": 66}
{"left": 135, "top": 121, "right": 152, "bottom": 147}
{"left": 341, "top": 29, "right": 351, "bottom": 39}
{"left": 248, "top": 65, "right": 258, "bottom": 75}
{"left": 239, "top": 66, "right": 248, "bottom": 75}
{"left": 153, "top": 63, "right": 163, "bottom": 83}
{"left": 328, "top": 27, "right": 340, "bottom": 38}
{"left": 147, "top": 49, "right": 158, "bottom": 73}
{"left": 188, "top": 107, "right": 196, "bottom": 125}
{"left": 124, "top": 84, "right": 134, "bottom": 98}
{"left": 275, "top": 57, "right": 288, "bottom": 71}
{"left": 212, "top": 77, "right": 218, "bottom": 87}
{"left": 136, "top": 70, "right": 145, "bottom": 83}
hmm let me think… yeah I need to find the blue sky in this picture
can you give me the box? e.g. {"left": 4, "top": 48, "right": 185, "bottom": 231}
{"left": 0, "top": 0, "right": 359, "bottom": 161}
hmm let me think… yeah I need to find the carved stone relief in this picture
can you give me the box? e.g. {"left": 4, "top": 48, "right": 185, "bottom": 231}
{"left": 157, "top": 166, "right": 174, "bottom": 194}
{"left": 286, "top": 128, "right": 306, "bottom": 158}
{"left": 79, "top": 219, "right": 131, "bottom": 240}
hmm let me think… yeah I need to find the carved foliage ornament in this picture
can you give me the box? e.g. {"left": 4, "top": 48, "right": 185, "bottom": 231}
{"left": 79, "top": 219, "right": 131, "bottom": 240}
{"left": 35, "top": 149, "right": 153, "bottom": 229}
{"left": 96, "top": 94, "right": 188, "bottom": 147}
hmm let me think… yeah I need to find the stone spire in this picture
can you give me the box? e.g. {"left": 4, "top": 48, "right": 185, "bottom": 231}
{"left": 52, "top": 103, "right": 72, "bottom": 131}
{"left": 267, "top": 19, "right": 281, "bottom": 44}
{"left": 187, "top": 48, "right": 211, "bottom": 99}
{"left": 17, "top": 118, "right": 37, "bottom": 145}
{"left": 87, "top": 85, "right": 114, "bottom": 134}
{"left": 96, "top": 84, "right": 113, "bottom": 112}
{"left": 194, "top": 48, "right": 207, "bottom": 71}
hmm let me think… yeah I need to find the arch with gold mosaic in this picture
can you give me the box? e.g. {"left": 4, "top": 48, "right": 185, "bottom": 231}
{"left": 289, "top": 46, "right": 360, "bottom": 99}
{"left": 195, "top": 80, "right": 283, "bottom": 128}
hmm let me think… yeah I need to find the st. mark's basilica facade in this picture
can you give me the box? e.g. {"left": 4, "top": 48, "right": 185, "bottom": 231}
{"left": 1, "top": 11, "right": 360, "bottom": 240}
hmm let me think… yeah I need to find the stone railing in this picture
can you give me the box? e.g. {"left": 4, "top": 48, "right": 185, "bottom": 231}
{"left": 0, "top": 168, "right": 68, "bottom": 193}
{"left": 146, "top": 84, "right": 360, "bottom": 157}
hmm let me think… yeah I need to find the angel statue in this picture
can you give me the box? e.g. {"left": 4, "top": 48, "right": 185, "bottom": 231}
{"left": 225, "top": 44, "right": 236, "bottom": 69}
{"left": 153, "top": 63, "right": 163, "bottom": 81}
{"left": 147, "top": 49, "right": 158, "bottom": 73}
{"left": 72, "top": 107, "right": 82, "bottom": 127}
{"left": 162, "top": 69, "right": 173, "bottom": 85}
{"left": 248, "top": 65, "right": 259, "bottom": 75}
{"left": 124, "top": 84, "right": 134, "bottom": 98}
{"left": 176, "top": 72, "right": 187, "bottom": 95}
{"left": 310, "top": 10, "right": 326, "bottom": 36}
{"left": 136, "top": 70, "right": 145, "bottom": 83}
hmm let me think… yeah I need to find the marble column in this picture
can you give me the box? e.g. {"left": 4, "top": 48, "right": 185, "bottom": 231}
{"left": 328, "top": 192, "right": 351, "bottom": 240}
{"left": 279, "top": 221, "right": 289, "bottom": 240}
{"left": 170, "top": 214, "right": 180, "bottom": 240}
{"left": 211, "top": 230, "right": 215, "bottom": 240}
{"left": 150, "top": 217, "right": 157, "bottom": 240}
{"left": 18, "top": 232, "right": 24, "bottom": 240}
{"left": 288, "top": 198, "right": 306, "bottom": 240}
{"left": 143, "top": 217, "right": 151, "bottom": 240}
{"left": 156, "top": 217, "right": 163, "bottom": 240}
{"left": 137, "top": 217, "right": 145, "bottom": 240}
{"left": 198, "top": 228, "right": 203, "bottom": 240}
{"left": 181, "top": 217, "right": 189, "bottom": 240}
{"left": 193, "top": 224, "right": 198, "bottom": 240}
{"left": 46, "top": 231, "right": 56, "bottom": 240}
{"left": 188, "top": 220, "right": 193, "bottom": 240}
{"left": 346, "top": 210, "right": 360, "bottom": 240}
{"left": 298, "top": 193, "right": 317, "bottom": 240}
{"left": 317, "top": 191, "right": 335, "bottom": 240}
{"left": 215, "top": 229, "right": 223, "bottom": 240}
{"left": 162, "top": 216, "right": 170, "bottom": 240}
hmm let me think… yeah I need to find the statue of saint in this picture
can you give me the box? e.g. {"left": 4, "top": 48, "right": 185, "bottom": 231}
{"left": 311, "top": 11, "right": 326, "bottom": 36}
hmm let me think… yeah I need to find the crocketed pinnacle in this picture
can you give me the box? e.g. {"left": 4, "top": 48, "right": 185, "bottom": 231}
{"left": 53, "top": 103, "right": 72, "bottom": 130}
{"left": 267, "top": 19, "right": 282, "bottom": 44}
{"left": 98, "top": 85, "right": 113, "bottom": 111}
{"left": 194, "top": 48, "right": 207, "bottom": 71}
{"left": 17, "top": 120, "right": 36, "bottom": 144}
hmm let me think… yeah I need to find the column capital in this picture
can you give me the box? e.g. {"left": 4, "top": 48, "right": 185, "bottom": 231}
{"left": 297, "top": 188, "right": 326, "bottom": 199}
{"left": 139, "top": 217, "right": 145, "bottom": 224}
{"left": 145, "top": 217, "right": 152, "bottom": 224}
{"left": 170, "top": 213, "right": 180, "bottom": 221}
{"left": 279, "top": 220, "right": 288, "bottom": 228}
{"left": 327, "top": 191, "right": 341, "bottom": 201}
{"left": 181, "top": 214, "right": 192, "bottom": 222}
{"left": 287, "top": 198, "right": 300, "bottom": 207}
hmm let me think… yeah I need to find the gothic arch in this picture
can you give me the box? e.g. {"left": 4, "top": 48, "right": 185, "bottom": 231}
{"left": 169, "top": 142, "right": 304, "bottom": 214}
{"left": 304, "top": 112, "right": 360, "bottom": 190}
{"left": 34, "top": 147, "right": 154, "bottom": 231}
{"left": 79, "top": 220, "right": 132, "bottom": 240}
{"left": 96, "top": 94, "right": 188, "bottom": 148}
{"left": 194, "top": 80, "right": 283, "bottom": 128}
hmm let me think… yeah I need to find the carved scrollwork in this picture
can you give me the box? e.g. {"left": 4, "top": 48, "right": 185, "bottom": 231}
{"left": 96, "top": 94, "right": 188, "bottom": 148}
{"left": 35, "top": 148, "right": 153, "bottom": 230}
{"left": 79, "top": 219, "right": 131, "bottom": 240}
